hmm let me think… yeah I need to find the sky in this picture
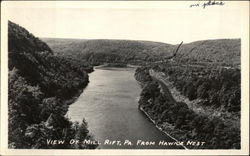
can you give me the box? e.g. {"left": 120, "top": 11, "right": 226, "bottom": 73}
{"left": 3, "top": 1, "right": 248, "bottom": 44}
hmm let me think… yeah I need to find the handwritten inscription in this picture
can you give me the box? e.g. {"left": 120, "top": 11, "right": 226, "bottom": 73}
{"left": 190, "top": 0, "right": 225, "bottom": 9}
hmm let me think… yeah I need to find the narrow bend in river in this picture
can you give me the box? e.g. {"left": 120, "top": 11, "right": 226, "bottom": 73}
{"left": 68, "top": 67, "right": 183, "bottom": 149}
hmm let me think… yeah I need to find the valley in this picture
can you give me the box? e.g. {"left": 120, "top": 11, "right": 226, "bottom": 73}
{"left": 8, "top": 21, "right": 241, "bottom": 149}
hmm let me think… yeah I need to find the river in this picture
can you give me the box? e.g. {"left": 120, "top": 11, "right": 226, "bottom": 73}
{"left": 68, "top": 67, "right": 184, "bottom": 149}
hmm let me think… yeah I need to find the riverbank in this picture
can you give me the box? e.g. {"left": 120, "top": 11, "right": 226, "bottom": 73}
{"left": 69, "top": 67, "right": 185, "bottom": 149}
{"left": 8, "top": 21, "right": 98, "bottom": 149}
{"left": 94, "top": 63, "right": 140, "bottom": 69}
{"left": 64, "top": 67, "right": 94, "bottom": 106}
{"left": 64, "top": 87, "right": 85, "bottom": 105}
{"left": 135, "top": 67, "right": 187, "bottom": 148}
{"left": 139, "top": 106, "right": 187, "bottom": 149}
{"left": 134, "top": 66, "right": 240, "bottom": 149}
{"left": 149, "top": 69, "right": 240, "bottom": 130}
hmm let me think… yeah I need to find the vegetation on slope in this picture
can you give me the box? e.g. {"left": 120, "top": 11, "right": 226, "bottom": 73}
{"left": 42, "top": 38, "right": 174, "bottom": 65}
{"left": 175, "top": 39, "right": 240, "bottom": 67}
{"left": 154, "top": 63, "right": 241, "bottom": 112}
{"left": 135, "top": 66, "right": 240, "bottom": 149}
{"left": 42, "top": 38, "right": 240, "bottom": 67}
{"left": 8, "top": 21, "right": 96, "bottom": 149}
{"left": 42, "top": 32, "right": 241, "bottom": 149}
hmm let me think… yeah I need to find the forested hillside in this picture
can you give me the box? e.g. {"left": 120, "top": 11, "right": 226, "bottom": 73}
{"left": 134, "top": 63, "right": 241, "bottom": 149}
{"left": 42, "top": 38, "right": 240, "bottom": 67}
{"left": 43, "top": 36, "right": 241, "bottom": 149}
{"left": 129, "top": 35, "right": 241, "bottom": 149}
{"left": 175, "top": 39, "right": 240, "bottom": 66}
{"left": 8, "top": 21, "right": 96, "bottom": 149}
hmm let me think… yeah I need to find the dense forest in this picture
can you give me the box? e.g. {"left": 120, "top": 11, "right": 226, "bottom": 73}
{"left": 134, "top": 64, "right": 240, "bottom": 149}
{"left": 42, "top": 38, "right": 240, "bottom": 67}
{"left": 8, "top": 21, "right": 241, "bottom": 149}
{"left": 43, "top": 37, "right": 241, "bottom": 149}
{"left": 154, "top": 64, "right": 240, "bottom": 112}
{"left": 8, "top": 21, "right": 97, "bottom": 149}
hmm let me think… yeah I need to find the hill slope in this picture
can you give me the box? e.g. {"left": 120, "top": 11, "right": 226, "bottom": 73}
{"left": 134, "top": 66, "right": 240, "bottom": 149}
{"left": 8, "top": 21, "right": 96, "bottom": 149}
{"left": 42, "top": 38, "right": 240, "bottom": 66}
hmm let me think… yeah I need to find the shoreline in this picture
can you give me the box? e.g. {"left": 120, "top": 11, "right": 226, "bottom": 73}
{"left": 94, "top": 64, "right": 140, "bottom": 70}
{"left": 68, "top": 67, "right": 186, "bottom": 149}
{"left": 134, "top": 67, "right": 241, "bottom": 149}
{"left": 64, "top": 88, "right": 84, "bottom": 105}
{"left": 138, "top": 106, "right": 188, "bottom": 150}
{"left": 65, "top": 67, "right": 95, "bottom": 106}
{"left": 134, "top": 67, "right": 188, "bottom": 149}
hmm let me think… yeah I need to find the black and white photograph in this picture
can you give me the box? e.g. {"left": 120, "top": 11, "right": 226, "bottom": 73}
{"left": 1, "top": 1, "right": 249, "bottom": 155}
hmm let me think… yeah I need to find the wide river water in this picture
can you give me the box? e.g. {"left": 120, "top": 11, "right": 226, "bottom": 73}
{"left": 68, "top": 67, "right": 183, "bottom": 149}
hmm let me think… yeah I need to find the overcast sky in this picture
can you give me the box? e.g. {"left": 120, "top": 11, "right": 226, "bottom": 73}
{"left": 4, "top": 1, "right": 247, "bottom": 44}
